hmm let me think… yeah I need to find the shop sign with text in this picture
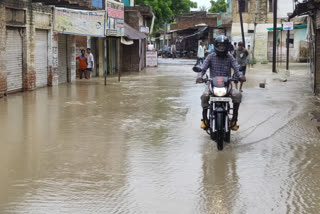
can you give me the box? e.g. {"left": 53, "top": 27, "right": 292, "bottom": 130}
{"left": 106, "top": 0, "right": 124, "bottom": 36}
{"left": 54, "top": 7, "right": 105, "bottom": 37}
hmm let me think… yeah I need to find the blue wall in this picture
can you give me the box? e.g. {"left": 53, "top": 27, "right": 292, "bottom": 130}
{"left": 122, "top": 0, "right": 130, "bottom": 6}
{"left": 92, "top": 0, "right": 103, "bottom": 8}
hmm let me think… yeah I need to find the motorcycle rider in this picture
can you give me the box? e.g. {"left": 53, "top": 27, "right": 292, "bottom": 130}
{"left": 196, "top": 35, "right": 246, "bottom": 131}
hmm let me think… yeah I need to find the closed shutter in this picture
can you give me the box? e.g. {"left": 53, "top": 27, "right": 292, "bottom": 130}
{"left": 58, "top": 35, "right": 67, "bottom": 84}
{"left": 35, "top": 30, "right": 48, "bottom": 87}
{"left": 7, "top": 29, "right": 23, "bottom": 92}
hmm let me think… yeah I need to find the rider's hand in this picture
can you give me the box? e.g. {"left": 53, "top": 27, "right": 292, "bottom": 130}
{"left": 196, "top": 78, "right": 203, "bottom": 83}
{"left": 240, "top": 76, "right": 246, "bottom": 82}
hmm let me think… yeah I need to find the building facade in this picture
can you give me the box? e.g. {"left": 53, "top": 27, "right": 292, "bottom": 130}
{"left": 0, "top": 0, "right": 54, "bottom": 97}
{"left": 290, "top": 0, "right": 320, "bottom": 95}
{"left": 231, "top": 0, "right": 308, "bottom": 62}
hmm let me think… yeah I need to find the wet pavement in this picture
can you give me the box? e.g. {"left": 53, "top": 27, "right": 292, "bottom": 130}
{"left": 0, "top": 60, "right": 320, "bottom": 214}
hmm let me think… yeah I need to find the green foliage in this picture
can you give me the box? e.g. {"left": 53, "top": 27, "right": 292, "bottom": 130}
{"left": 135, "top": 0, "right": 197, "bottom": 32}
{"left": 208, "top": 0, "right": 227, "bottom": 13}
{"left": 261, "top": 60, "right": 268, "bottom": 64}
{"left": 199, "top": 5, "right": 208, "bottom": 11}
{"left": 253, "top": 58, "right": 257, "bottom": 64}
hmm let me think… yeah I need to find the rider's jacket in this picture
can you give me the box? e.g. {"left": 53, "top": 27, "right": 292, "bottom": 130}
{"left": 198, "top": 52, "right": 243, "bottom": 80}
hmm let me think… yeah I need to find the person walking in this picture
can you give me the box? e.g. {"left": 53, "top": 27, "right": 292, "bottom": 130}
{"left": 86, "top": 48, "right": 94, "bottom": 79}
{"left": 76, "top": 49, "right": 87, "bottom": 79}
{"left": 196, "top": 42, "right": 205, "bottom": 66}
{"left": 233, "top": 41, "right": 248, "bottom": 92}
{"left": 247, "top": 45, "right": 253, "bottom": 69}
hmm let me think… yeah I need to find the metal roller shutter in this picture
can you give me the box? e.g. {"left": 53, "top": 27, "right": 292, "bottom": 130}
{"left": 7, "top": 29, "right": 23, "bottom": 92}
{"left": 35, "top": 30, "right": 48, "bottom": 87}
{"left": 58, "top": 35, "right": 67, "bottom": 84}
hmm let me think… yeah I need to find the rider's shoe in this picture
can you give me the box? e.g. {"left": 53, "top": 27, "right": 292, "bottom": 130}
{"left": 231, "top": 121, "right": 239, "bottom": 131}
{"left": 201, "top": 119, "right": 209, "bottom": 130}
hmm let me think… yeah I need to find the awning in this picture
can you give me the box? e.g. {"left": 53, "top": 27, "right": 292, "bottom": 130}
{"left": 124, "top": 23, "right": 147, "bottom": 40}
{"left": 121, "top": 37, "right": 134, "bottom": 45}
{"left": 267, "top": 24, "right": 307, "bottom": 31}
{"left": 182, "top": 26, "right": 208, "bottom": 40}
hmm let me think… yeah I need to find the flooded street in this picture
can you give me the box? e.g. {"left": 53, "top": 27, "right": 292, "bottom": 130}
{"left": 0, "top": 62, "right": 320, "bottom": 214}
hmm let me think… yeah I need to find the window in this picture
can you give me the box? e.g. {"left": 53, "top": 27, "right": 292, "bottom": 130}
{"left": 239, "top": 0, "right": 249, "bottom": 13}
{"left": 269, "top": 0, "right": 273, "bottom": 12}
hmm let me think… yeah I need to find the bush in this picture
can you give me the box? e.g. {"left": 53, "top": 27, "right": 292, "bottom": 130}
{"left": 253, "top": 59, "right": 257, "bottom": 64}
{"left": 261, "top": 60, "right": 268, "bottom": 64}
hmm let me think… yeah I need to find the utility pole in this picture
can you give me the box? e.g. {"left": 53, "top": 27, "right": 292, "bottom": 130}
{"left": 272, "top": 0, "right": 278, "bottom": 73}
{"left": 163, "top": 23, "right": 167, "bottom": 47}
{"left": 286, "top": 17, "right": 290, "bottom": 71}
{"left": 238, "top": 0, "right": 246, "bottom": 47}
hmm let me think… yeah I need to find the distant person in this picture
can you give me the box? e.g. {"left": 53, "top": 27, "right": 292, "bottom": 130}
{"left": 234, "top": 42, "right": 238, "bottom": 49}
{"left": 233, "top": 41, "right": 248, "bottom": 92}
{"left": 86, "top": 48, "right": 94, "bottom": 79}
{"left": 76, "top": 49, "right": 87, "bottom": 79}
{"left": 208, "top": 43, "right": 214, "bottom": 53}
{"left": 196, "top": 42, "right": 204, "bottom": 65}
{"left": 228, "top": 42, "right": 234, "bottom": 55}
{"left": 247, "top": 45, "right": 253, "bottom": 69}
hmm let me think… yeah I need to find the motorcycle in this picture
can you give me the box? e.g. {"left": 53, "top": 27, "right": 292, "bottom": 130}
{"left": 193, "top": 66, "right": 237, "bottom": 150}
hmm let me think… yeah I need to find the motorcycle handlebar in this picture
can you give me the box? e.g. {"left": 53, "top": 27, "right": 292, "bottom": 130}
{"left": 197, "top": 78, "right": 238, "bottom": 84}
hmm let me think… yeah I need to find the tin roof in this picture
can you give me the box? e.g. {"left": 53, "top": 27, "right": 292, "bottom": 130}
{"left": 124, "top": 23, "right": 147, "bottom": 40}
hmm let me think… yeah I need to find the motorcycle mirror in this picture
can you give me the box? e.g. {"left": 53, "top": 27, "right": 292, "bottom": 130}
{"left": 192, "top": 66, "right": 202, "bottom": 73}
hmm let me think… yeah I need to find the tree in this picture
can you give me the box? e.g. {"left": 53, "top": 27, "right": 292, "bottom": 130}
{"left": 135, "top": 0, "right": 197, "bottom": 32}
{"left": 199, "top": 5, "right": 208, "bottom": 11}
{"left": 208, "top": 0, "right": 227, "bottom": 13}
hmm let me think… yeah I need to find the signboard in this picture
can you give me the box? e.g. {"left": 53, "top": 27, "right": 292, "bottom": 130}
{"left": 140, "top": 26, "right": 149, "bottom": 34}
{"left": 53, "top": 7, "right": 105, "bottom": 37}
{"left": 106, "top": 0, "right": 124, "bottom": 36}
{"left": 146, "top": 51, "right": 158, "bottom": 67}
{"left": 92, "top": 0, "right": 103, "bottom": 8}
{"left": 283, "top": 22, "right": 294, "bottom": 30}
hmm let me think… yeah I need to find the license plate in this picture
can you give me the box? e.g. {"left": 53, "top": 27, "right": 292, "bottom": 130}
{"left": 210, "top": 97, "right": 232, "bottom": 102}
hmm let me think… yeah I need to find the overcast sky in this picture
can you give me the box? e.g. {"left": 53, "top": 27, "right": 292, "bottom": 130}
{"left": 193, "top": 0, "right": 211, "bottom": 10}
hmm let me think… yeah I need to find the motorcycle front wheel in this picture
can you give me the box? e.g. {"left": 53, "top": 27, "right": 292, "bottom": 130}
{"left": 217, "top": 130, "right": 224, "bottom": 150}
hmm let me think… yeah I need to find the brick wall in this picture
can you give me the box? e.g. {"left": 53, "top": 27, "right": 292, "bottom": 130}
{"left": 0, "top": 4, "right": 6, "bottom": 97}
{"left": 176, "top": 17, "right": 217, "bottom": 29}
{"left": 125, "top": 10, "right": 141, "bottom": 30}
{"left": 316, "top": 29, "right": 320, "bottom": 95}
{"left": 121, "top": 40, "right": 140, "bottom": 73}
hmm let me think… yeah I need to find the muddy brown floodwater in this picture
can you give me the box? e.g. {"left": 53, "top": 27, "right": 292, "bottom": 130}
{"left": 0, "top": 62, "right": 320, "bottom": 214}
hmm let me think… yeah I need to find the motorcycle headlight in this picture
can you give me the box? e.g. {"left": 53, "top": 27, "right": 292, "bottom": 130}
{"left": 213, "top": 87, "right": 227, "bottom": 97}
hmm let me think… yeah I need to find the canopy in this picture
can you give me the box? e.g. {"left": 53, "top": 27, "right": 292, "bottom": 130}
{"left": 267, "top": 24, "right": 307, "bottom": 31}
{"left": 124, "top": 23, "right": 147, "bottom": 40}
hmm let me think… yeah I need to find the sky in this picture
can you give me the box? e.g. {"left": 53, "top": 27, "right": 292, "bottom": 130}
{"left": 193, "top": 0, "right": 211, "bottom": 10}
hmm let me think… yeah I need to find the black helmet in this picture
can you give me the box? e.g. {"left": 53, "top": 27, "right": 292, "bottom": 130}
{"left": 214, "top": 35, "right": 230, "bottom": 57}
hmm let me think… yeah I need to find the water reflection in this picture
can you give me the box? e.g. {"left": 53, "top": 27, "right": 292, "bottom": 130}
{"left": 0, "top": 63, "right": 320, "bottom": 213}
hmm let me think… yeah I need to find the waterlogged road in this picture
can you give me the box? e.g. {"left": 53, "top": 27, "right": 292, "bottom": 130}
{"left": 0, "top": 62, "right": 320, "bottom": 214}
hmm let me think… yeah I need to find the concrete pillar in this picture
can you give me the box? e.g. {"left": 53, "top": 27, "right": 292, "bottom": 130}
{"left": 98, "top": 37, "right": 104, "bottom": 76}
{"left": 49, "top": 32, "right": 59, "bottom": 86}
{"left": 67, "top": 35, "right": 76, "bottom": 83}
{"left": 0, "top": 4, "right": 7, "bottom": 97}
{"left": 23, "top": 5, "right": 36, "bottom": 90}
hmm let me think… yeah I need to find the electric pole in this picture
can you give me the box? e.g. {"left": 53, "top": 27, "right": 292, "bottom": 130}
{"left": 272, "top": 0, "right": 278, "bottom": 73}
